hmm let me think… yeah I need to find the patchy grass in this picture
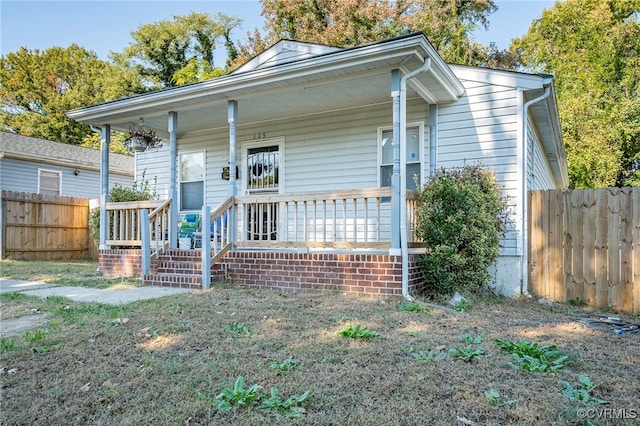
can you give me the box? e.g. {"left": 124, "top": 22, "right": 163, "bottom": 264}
{"left": 0, "top": 289, "right": 638, "bottom": 425}
{"left": 0, "top": 259, "right": 141, "bottom": 289}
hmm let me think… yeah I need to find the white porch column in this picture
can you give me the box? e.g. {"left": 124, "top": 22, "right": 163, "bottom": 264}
{"left": 228, "top": 100, "right": 238, "bottom": 246}
{"left": 228, "top": 100, "right": 238, "bottom": 197}
{"left": 390, "top": 70, "right": 401, "bottom": 251}
{"left": 99, "top": 124, "right": 110, "bottom": 249}
{"left": 168, "top": 111, "right": 178, "bottom": 249}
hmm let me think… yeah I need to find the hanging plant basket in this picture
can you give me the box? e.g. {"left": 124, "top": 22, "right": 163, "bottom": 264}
{"left": 123, "top": 135, "right": 152, "bottom": 152}
{"left": 122, "top": 121, "right": 162, "bottom": 153}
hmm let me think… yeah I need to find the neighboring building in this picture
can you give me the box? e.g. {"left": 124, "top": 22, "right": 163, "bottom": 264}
{"left": 0, "top": 132, "right": 133, "bottom": 198}
{"left": 67, "top": 33, "right": 568, "bottom": 297}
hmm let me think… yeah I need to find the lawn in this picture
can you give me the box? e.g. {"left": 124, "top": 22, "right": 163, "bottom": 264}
{"left": 1, "top": 261, "right": 639, "bottom": 425}
{"left": 1, "top": 259, "right": 141, "bottom": 289}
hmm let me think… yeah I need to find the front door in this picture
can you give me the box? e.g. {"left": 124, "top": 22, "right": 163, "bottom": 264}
{"left": 245, "top": 140, "right": 282, "bottom": 240}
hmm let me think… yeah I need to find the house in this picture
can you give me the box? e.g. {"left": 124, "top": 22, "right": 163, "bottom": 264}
{"left": 66, "top": 32, "right": 568, "bottom": 298}
{"left": 0, "top": 132, "right": 134, "bottom": 198}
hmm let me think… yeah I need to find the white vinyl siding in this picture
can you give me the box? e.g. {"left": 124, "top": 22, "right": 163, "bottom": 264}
{"left": 438, "top": 77, "right": 520, "bottom": 256}
{"left": 528, "top": 120, "right": 555, "bottom": 190}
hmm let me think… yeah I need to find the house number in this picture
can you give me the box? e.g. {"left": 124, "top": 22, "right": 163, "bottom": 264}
{"left": 253, "top": 132, "right": 266, "bottom": 140}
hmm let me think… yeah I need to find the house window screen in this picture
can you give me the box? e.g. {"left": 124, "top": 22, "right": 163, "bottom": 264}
{"left": 380, "top": 126, "right": 420, "bottom": 191}
{"left": 38, "top": 169, "right": 61, "bottom": 195}
{"left": 247, "top": 145, "right": 279, "bottom": 191}
{"left": 180, "top": 152, "right": 204, "bottom": 211}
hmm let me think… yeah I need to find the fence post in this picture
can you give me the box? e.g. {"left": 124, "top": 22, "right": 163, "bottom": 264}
{"left": 201, "top": 205, "right": 211, "bottom": 290}
{"left": 141, "top": 209, "right": 150, "bottom": 277}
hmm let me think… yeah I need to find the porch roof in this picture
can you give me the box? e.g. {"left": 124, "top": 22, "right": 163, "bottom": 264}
{"left": 67, "top": 33, "right": 464, "bottom": 139}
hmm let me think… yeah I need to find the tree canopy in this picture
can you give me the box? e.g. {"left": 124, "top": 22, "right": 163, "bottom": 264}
{"left": 233, "top": 0, "right": 512, "bottom": 69}
{"left": 512, "top": 0, "right": 640, "bottom": 187}
{"left": 114, "top": 12, "right": 242, "bottom": 87}
{"left": 0, "top": 44, "right": 144, "bottom": 149}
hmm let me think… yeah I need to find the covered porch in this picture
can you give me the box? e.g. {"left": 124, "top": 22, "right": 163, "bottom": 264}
{"left": 67, "top": 33, "right": 465, "bottom": 298}
{"left": 98, "top": 187, "right": 424, "bottom": 296}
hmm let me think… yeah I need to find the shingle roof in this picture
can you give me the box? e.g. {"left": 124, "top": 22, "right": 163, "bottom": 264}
{"left": 0, "top": 132, "right": 133, "bottom": 175}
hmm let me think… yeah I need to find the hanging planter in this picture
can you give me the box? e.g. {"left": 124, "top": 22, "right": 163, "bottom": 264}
{"left": 122, "top": 119, "right": 163, "bottom": 153}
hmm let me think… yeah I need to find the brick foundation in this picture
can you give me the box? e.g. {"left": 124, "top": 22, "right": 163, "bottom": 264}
{"left": 98, "top": 249, "right": 424, "bottom": 297}
{"left": 98, "top": 249, "right": 143, "bottom": 278}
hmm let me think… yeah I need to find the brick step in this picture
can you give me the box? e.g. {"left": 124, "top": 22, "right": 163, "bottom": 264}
{"left": 143, "top": 273, "right": 203, "bottom": 289}
{"left": 155, "top": 260, "right": 202, "bottom": 273}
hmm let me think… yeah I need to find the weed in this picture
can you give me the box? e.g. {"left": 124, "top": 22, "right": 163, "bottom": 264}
{"left": 23, "top": 329, "right": 46, "bottom": 343}
{"left": 222, "top": 322, "right": 253, "bottom": 338}
{"left": 509, "top": 353, "right": 568, "bottom": 373}
{"left": 1, "top": 337, "right": 19, "bottom": 352}
{"left": 211, "top": 376, "right": 261, "bottom": 411}
{"left": 454, "top": 299, "right": 471, "bottom": 312}
{"left": 484, "top": 388, "right": 518, "bottom": 407}
{"left": 337, "top": 324, "right": 378, "bottom": 339}
{"left": 496, "top": 338, "right": 568, "bottom": 373}
{"left": 407, "top": 330, "right": 427, "bottom": 337}
{"left": 258, "top": 387, "right": 310, "bottom": 419}
{"left": 559, "top": 375, "right": 608, "bottom": 405}
{"left": 268, "top": 356, "right": 300, "bottom": 373}
{"left": 409, "top": 346, "right": 447, "bottom": 362}
{"left": 448, "top": 334, "right": 486, "bottom": 362}
{"left": 0, "top": 292, "right": 32, "bottom": 302}
{"left": 458, "top": 333, "right": 483, "bottom": 345}
{"left": 397, "top": 301, "right": 430, "bottom": 313}
{"left": 448, "top": 345, "right": 485, "bottom": 362}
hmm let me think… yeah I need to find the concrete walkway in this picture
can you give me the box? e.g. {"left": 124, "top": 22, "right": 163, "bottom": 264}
{"left": 0, "top": 278, "right": 191, "bottom": 306}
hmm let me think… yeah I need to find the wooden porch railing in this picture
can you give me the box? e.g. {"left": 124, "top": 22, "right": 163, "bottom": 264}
{"left": 148, "top": 199, "right": 172, "bottom": 259}
{"left": 105, "top": 200, "right": 166, "bottom": 247}
{"left": 234, "top": 188, "right": 398, "bottom": 249}
{"left": 104, "top": 188, "right": 422, "bottom": 253}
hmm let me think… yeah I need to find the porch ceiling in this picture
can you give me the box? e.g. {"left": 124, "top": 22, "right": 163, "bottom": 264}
{"left": 67, "top": 33, "right": 464, "bottom": 138}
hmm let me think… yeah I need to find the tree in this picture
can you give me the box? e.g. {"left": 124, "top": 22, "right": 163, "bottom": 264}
{"left": 233, "top": 0, "right": 502, "bottom": 68}
{"left": 0, "top": 45, "right": 144, "bottom": 148}
{"left": 115, "top": 12, "right": 243, "bottom": 87}
{"left": 512, "top": 0, "right": 640, "bottom": 187}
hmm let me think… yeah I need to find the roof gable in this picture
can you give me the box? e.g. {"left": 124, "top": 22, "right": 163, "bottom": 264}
{"left": 0, "top": 132, "right": 134, "bottom": 175}
{"left": 232, "top": 40, "right": 342, "bottom": 74}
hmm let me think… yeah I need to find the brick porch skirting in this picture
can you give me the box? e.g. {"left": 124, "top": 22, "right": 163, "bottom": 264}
{"left": 99, "top": 249, "right": 424, "bottom": 297}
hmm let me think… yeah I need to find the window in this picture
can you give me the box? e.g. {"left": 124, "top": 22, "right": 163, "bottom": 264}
{"left": 38, "top": 169, "right": 61, "bottom": 195}
{"left": 379, "top": 125, "right": 421, "bottom": 191}
{"left": 247, "top": 144, "right": 280, "bottom": 192}
{"left": 180, "top": 152, "right": 204, "bottom": 211}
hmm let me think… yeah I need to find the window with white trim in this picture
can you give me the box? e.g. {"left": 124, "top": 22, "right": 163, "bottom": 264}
{"left": 38, "top": 169, "right": 61, "bottom": 195}
{"left": 379, "top": 125, "right": 421, "bottom": 191}
{"left": 180, "top": 152, "right": 205, "bottom": 211}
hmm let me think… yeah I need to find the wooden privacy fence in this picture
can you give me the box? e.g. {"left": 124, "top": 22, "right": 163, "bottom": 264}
{"left": 529, "top": 187, "right": 639, "bottom": 314}
{"left": 1, "top": 191, "right": 95, "bottom": 260}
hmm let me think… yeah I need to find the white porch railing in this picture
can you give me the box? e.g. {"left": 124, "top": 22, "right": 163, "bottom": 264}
{"left": 104, "top": 188, "right": 423, "bottom": 280}
{"left": 105, "top": 200, "right": 167, "bottom": 247}
{"left": 234, "top": 188, "right": 395, "bottom": 249}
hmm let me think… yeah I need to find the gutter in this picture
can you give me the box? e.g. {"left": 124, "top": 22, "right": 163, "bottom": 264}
{"left": 400, "top": 57, "right": 432, "bottom": 301}
{"left": 520, "top": 85, "right": 551, "bottom": 296}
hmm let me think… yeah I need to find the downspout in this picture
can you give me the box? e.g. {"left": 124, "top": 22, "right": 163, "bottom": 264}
{"left": 520, "top": 85, "right": 551, "bottom": 296}
{"left": 400, "top": 58, "right": 431, "bottom": 301}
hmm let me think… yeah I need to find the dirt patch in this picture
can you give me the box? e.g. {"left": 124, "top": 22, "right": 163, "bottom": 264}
{"left": 1, "top": 313, "right": 50, "bottom": 337}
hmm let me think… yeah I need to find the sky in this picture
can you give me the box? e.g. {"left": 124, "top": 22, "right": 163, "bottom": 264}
{"left": 0, "top": 0, "right": 555, "bottom": 63}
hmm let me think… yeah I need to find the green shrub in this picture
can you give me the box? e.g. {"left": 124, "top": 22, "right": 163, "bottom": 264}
{"left": 415, "top": 165, "right": 508, "bottom": 298}
{"left": 89, "top": 173, "right": 157, "bottom": 247}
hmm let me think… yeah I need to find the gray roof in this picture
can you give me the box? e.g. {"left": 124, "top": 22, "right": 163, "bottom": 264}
{"left": 0, "top": 132, "right": 133, "bottom": 175}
